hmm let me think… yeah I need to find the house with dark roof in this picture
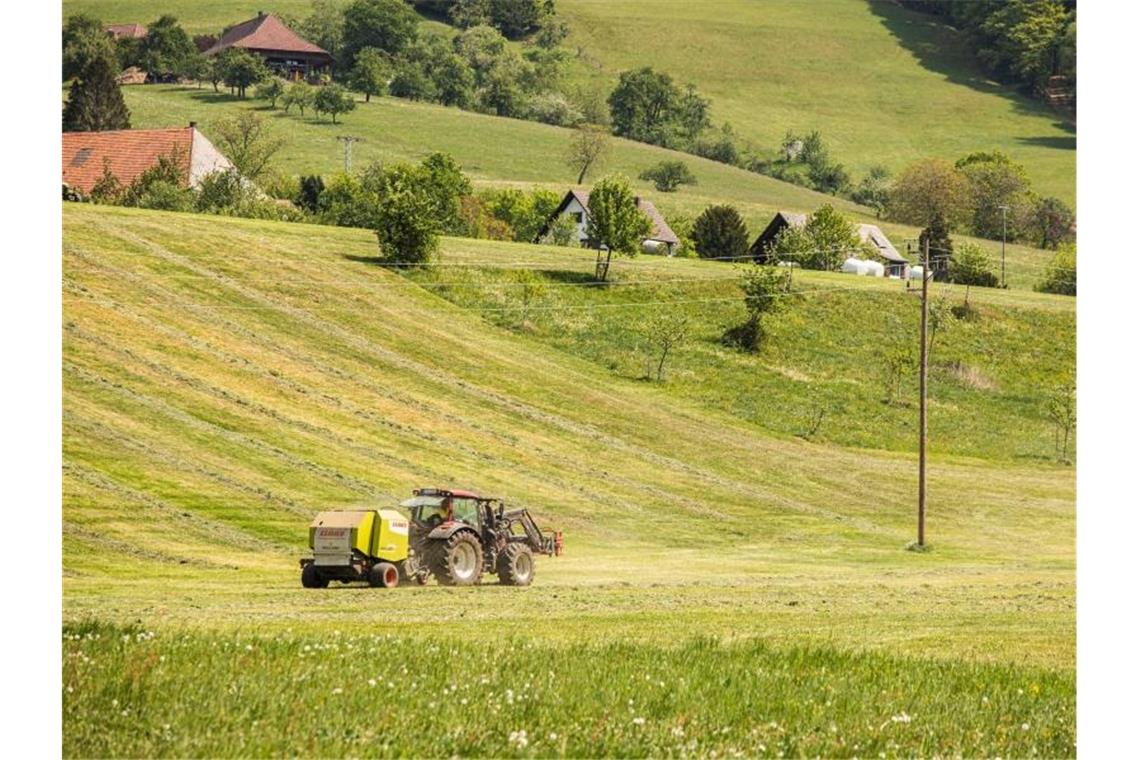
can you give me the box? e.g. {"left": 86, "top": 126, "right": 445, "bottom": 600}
{"left": 62, "top": 123, "right": 234, "bottom": 196}
{"left": 204, "top": 12, "right": 333, "bottom": 78}
{"left": 748, "top": 210, "right": 910, "bottom": 277}
{"left": 537, "top": 189, "right": 681, "bottom": 255}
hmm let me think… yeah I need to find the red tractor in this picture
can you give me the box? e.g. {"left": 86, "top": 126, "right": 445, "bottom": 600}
{"left": 402, "top": 488, "right": 563, "bottom": 586}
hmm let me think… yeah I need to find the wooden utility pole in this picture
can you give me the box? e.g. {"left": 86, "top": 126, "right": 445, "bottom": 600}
{"left": 917, "top": 237, "right": 930, "bottom": 546}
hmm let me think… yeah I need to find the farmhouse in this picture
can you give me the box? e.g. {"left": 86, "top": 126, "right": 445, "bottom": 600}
{"left": 537, "top": 189, "right": 681, "bottom": 255}
{"left": 62, "top": 123, "right": 234, "bottom": 195}
{"left": 748, "top": 211, "right": 910, "bottom": 277}
{"left": 204, "top": 12, "right": 333, "bottom": 78}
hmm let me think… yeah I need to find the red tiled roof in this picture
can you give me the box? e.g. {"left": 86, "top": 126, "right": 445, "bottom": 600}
{"left": 62, "top": 128, "right": 193, "bottom": 194}
{"left": 204, "top": 13, "right": 330, "bottom": 57}
{"left": 105, "top": 23, "right": 147, "bottom": 39}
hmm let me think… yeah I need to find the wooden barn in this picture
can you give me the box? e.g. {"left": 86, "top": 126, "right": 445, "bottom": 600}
{"left": 537, "top": 189, "right": 681, "bottom": 255}
{"left": 204, "top": 12, "right": 333, "bottom": 79}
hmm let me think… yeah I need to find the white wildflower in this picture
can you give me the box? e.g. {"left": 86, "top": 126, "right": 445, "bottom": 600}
{"left": 368, "top": 679, "right": 377, "bottom": 688}
{"left": 332, "top": 687, "right": 343, "bottom": 695}
{"left": 1022, "top": 723, "right": 1030, "bottom": 731}
{"left": 548, "top": 732, "right": 558, "bottom": 742}
{"left": 890, "top": 712, "right": 912, "bottom": 724}
{"left": 672, "top": 726, "right": 685, "bottom": 738}
{"left": 633, "top": 717, "right": 646, "bottom": 726}
{"left": 508, "top": 730, "right": 529, "bottom": 749}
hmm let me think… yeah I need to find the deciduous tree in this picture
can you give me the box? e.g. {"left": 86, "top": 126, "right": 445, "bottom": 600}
{"left": 210, "top": 112, "right": 285, "bottom": 182}
{"left": 888, "top": 157, "right": 970, "bottom": 229}
{"left": 565, "top": 125, "right": 611, "bottom": 184}
{"left": 586, "top": 174, "right": 652, "bottom": 281}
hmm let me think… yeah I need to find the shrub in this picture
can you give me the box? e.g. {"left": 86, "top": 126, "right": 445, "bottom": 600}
{"left": 296, "top": 175, "right": 325, "bottom": 213}
{"left": 639, "top": 160, "right": 697, "bottom": 193}
{"left": 724, "top": 265, "right": 790, "bottom": 352}
{"left": 1036, "top": 244, "right": 1076, "bottom": 296}
{"left": 374, "top": 165, "right": 441, "bottom": 265}
{"left": 389, "top": 63, "right": 438, "bottom": 100}
{"left": 282, "top": 82, "right": 315, "bottom": 116}
{"left": 948, "top": 242, "right": 999, "bottom": 288}
{"left": 538, "top": 213, "right": 579, "bottom": 247}
{"left": 525, "top": 92, "right": 583, "bottom": 127}
{"left": 692, "top": 205, "right": 748, "bottom": 261}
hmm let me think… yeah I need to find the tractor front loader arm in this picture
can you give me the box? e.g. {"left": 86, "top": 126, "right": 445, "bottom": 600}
{"left": 504, "top": 508, "right": 563, "bottom": 556}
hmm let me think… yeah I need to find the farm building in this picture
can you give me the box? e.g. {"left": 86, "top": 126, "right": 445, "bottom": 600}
{"left": 748, "top": 211, "right": 910, "bottom": 277}
{"left": 204, "top": 12, "right": 333, "bottom": 78}
{"left": 104, "top": 23, "right": 147, "bottom": 40}
{"left": 62, "top": 123, "right": 234, "bottom": 196}
{"left": 537, "top": 189, "right": 681, "bottom": 255}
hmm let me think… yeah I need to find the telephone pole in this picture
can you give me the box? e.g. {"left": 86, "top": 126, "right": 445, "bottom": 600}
{"left": 336, "top": 135, "right": 361, "bottom": 173}
{"left": 917, "top": 236, "right": 930, "bottom": 547}
{"left": 999, "top": 204, "right": 1009, "bottom": 288}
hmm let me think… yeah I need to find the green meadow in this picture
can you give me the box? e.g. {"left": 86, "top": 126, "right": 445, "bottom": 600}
{"left": 65, "top": 0, "right": 1075, "bottom": 203}
{"left": 62, "top": 205, "right": 1073, "bottom": 755}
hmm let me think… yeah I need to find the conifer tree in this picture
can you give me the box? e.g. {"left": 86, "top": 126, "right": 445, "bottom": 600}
{"left": 63, "top": 56, "right": 131, "bottom": 132}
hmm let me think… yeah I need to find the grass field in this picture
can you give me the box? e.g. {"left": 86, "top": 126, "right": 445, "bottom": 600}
{"left": 64, "top": 0, "right": 1075, "bottom": 204}
{"left": 110, "top": 84, "right": 1063, "bottom": 292}
{"left": 62, "top": 204, "right": 1073, "bottom": 755}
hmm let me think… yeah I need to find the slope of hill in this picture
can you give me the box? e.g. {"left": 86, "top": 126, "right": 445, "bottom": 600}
{"left": 65, "top": 0, "right": 1075, "bottom": 204}
{"left": 63, "top": 203, "right": 1073, "bottom": 754}
{"left": 116, "top": 85, "right": 1062, "bottom": 290}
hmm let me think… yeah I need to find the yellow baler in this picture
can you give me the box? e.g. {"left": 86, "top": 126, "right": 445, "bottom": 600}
{"left": 300, "top": 509, "right": 418, "bottom": 588}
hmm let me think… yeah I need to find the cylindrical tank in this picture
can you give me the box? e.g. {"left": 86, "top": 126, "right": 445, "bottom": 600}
{"left": 841, "top": 257, "right": 864, "bottom": 274}
{"left": 863, "top": 260, "right": 885, "bottom": 277}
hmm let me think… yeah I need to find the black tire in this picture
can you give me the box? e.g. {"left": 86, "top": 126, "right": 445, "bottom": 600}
{"left": 368, "top": 562, "right": 400, "bottom": 589}
{"left": 497, "top": 543, "right": 535, "bottom": 587}
{"left": 301, "top": 563, "right": 328, "bottom": 589}
{"left": 430, "top": 531, "right": 483, "bottom": 586}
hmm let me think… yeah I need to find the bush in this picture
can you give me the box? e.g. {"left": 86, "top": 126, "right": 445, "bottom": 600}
{"left": 948, "top": 242, "right": 999, "bottom": 288}
{"left": 538, "top": 213, "right": 580, "bottom": 247}
{"left": 524, "top": 92, "right": 583, "bottom": 127}
{"left": 374, "top": 165, "right": 441, "bottom": 265}
{"left": 639, "top": 160, "right": 697, "bottom": 193}
{"left": 692, "top": 205, "right": 748, "bottom": 261}
{"left": 1036, "top": 244, "right": 1076, "bottom": 296}
{"left": 389, "top": 63, "right": 438, "bottom": 101}
{"left": 256, "top": 77, "right": 286, "bottom": 108}
{"left": 296, "top": 175, "right": 325, "bottom": 213}
{"left": 133, "top": 180, "right": 194, "bottom": 212}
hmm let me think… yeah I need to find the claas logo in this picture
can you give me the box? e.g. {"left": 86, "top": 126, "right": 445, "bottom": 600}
{"left": 318, "top": 528, "right": 348, "bottom": 537}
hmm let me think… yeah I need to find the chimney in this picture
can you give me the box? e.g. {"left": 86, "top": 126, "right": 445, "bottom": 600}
{"left": 258, "top": 10, "right": 266, "bottom": 17}
{"left": 188, "top": 121, "right": 197, "bottom": 129}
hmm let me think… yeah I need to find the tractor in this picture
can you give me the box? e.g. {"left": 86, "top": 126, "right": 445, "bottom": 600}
{"left": 299, "top": 487, "right": 562, "bottom": 588}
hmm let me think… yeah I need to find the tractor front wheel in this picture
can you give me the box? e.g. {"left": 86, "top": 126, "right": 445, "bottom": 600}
{"left": 301, "top": 563, "right": 328, "bottom": 589}
{"left": 431, "top": 531, "right": 483, "bottom": 586}
{"left": 368, "top": 562, "right": 399, "bottom": 588}
{"left": 497, "top": 544, "right": 535, "bottom": 586}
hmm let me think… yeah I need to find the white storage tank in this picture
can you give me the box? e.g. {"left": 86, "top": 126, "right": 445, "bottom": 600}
{"left": 841, "top": 257, "right": 865, "bottom": 275}
{"left": 862, "top": 260, "right": 885, "bottom": 277}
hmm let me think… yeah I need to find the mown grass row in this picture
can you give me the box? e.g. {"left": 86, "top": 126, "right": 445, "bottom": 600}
{"left": 403, "top": 261, "right": 1075, "bottom": 462}
{"left": 63, "top": 620, "right": 1074, "bottom": 758}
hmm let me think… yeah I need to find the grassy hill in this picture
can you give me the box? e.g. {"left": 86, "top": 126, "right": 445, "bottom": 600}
{"left": 63, "top": 204, "right": 1072, "bottom": 753}
{"left": 116, "top": 85, "right": 1061, "bottom": 291}
{"left": 65, "top": 0, "right": 1075, "bottom": 204}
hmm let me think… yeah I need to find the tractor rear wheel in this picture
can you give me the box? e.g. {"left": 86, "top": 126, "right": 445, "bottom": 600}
{"left": 369, "top": 562, "right": 399, "bottom": 588}
{"left": 497, "top": 544, "right": 535, "bottom": 586}
{"left": 301, "top": 563, "right": 328, "bottom": 589}
{"left": 431, "top": 531, "right": 483, "bottom": 586}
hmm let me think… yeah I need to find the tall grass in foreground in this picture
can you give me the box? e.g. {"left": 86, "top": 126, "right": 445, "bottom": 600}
{"left": 64, "top": 621, "right": 1073, "bottom": 758}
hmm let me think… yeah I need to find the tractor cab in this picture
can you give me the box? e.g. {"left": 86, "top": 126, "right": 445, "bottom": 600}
{"left": 401, "top": 488, "right": 498, "bottom": 532}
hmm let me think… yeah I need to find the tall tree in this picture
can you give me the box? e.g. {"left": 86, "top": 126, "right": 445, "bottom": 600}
{"left": 586, "top": 174, "right": 652, "bottom": 281}
{"left": 219, "top": 48, "right": 268, "bottom": 98}
{"left": 607, "top": 67, "right": 682, "bottom": 147}
{"left": 887, "top": 157, "right": 970, "bottom": 229}
{"left": 343, "top": 0, "right": 419, "bottom": 67}
{"left": 350, "top": 46, "right": 388, "bottom": 102}
{"left": 955, "top": 151, "right": 1033, "bottom": 239}
{"left": 63, "top": 55, "right": 131, "bottom": 132}
{"left": 209, "top": 112, "right": 285, "bottom": 182}
{"left": 140, "top": 15, "right": 197, "bottom": 78}
{"left": 802, "top": 204, "right": 859, "bottom": 271}
{"left": 63, "top": 14, "right": 116, "bottom": 81}
{"left": 565, "top": 125, "right": 611, "bottom": 184}
{"left": 1032, "top": 196, "right": 1075, "bottom": 249}
{"left": 692, "top": 205, "right": 749, "bottom": 261}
